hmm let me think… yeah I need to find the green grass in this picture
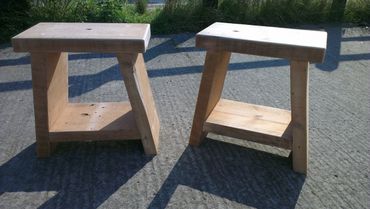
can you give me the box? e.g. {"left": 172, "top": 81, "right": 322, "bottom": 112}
{"left": 1, "top": 0, "right": 369, "bottom": 44}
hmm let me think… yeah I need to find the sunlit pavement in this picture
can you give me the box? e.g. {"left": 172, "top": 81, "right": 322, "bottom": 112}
{"left": 0, "top": 26, "right": 369, "bottom": 208}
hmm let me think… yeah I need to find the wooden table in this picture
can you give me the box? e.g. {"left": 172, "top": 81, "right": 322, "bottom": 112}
{"left": 12, "top": 23, "right": 160, "bottom": 157}
{"left": 189, "top": 22, "right": 327, "bottom": 174}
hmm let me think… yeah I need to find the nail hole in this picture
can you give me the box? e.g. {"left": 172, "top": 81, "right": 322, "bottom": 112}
{"left": 86, "top": 28, "right": 92, "bottom": 30}
{"left": 81, "top": 113, "right": 89, "bottom": 116}
{"left": 233, "top": 30, "right": 239, "bottom": 32}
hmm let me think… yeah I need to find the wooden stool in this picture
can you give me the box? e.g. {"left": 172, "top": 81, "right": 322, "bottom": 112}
{"left": 12, "top": 23, "right": 160, "bottom": 157}
{"left": 189, "top": 22, "right": 327, "bottom": 174}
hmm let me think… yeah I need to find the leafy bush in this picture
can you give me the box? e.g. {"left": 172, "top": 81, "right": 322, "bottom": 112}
{"left": 123, "top": 5, "right": 161, "bottom": 23}
{"left": 0, "top": 0, "right": 31, "bottom": 43}
{"left": 95, "top": 0, "right": 125, "bottom": 22}
{"left": 30, "top": 0, "right": 85, "bottom": 22}
{"left": 136, "top": 0, "right": 148, "bottom": 14}
{"left": 155, "top": 0, "right": 369, "bottom": 34}
{"left": 30, "top": 0, "right": 125, "bottom": 22}
{"left": 152, "top": 0, "right": 212, "bottom": 34}
{"left": 344, "top": 0, "right": 370, "bottom": 25}
{"left": 0, "top": 0, "right": 369, "bottom": 44}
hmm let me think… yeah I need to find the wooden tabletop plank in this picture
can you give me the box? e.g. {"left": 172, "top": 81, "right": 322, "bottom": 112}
{"left": 12, "top": 22, "right": 151, "bottom": 53}
{"left": 196, "top": 22, "right": 327, "bottom": 63}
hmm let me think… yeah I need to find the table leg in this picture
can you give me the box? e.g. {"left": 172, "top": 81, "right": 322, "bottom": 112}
{"left": 31, "top": 52, "right": 68, "bottom": 157}
{"left": 189, "top": 51, "right": 231, "bottom": 146}
{"left": 290, "top": 60, "right": 309, "bottom": 174}
{"left": 117, "top": 53, "right": 160, "bottom": 155}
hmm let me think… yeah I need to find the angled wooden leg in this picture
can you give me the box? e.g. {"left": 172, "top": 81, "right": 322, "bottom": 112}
{"left": 117, "top": 53, "right": 160, "bottom": 155}
{"left": 290, "top": 60, "right": 309, "bottom": 174}
{"left": 31, "top": 52, "right": 68, "bottom": 157}
{"left": 189, "top": 51, "right": 231, "bottom": 146}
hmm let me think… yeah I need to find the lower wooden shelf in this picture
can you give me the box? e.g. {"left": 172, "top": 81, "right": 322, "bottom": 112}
{"left": 49, "top": 102, "right": 140, "bottom": 142}
{"left": 204, "top": 99, "right": 293, "bottom": 149}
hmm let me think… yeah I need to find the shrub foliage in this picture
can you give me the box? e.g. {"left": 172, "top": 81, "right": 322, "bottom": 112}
{"left": 0, "top": 0, "right": 369, "bottom": 43}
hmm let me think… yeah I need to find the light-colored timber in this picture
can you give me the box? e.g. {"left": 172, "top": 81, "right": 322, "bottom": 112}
{"left": 12, "top": 23, "right": 159, "bottom": 156}
{"left": 189, "top": 51, "right": 231, "bottom": 146}
{"left": 190, "top": 22, "right": 327, "bottom": 175}
{"left": 204, "top": 99, "right": 292, "bottom": 149}
{"left": 290, "top": 60, "right": 309, "bottom": 174}
{"left": 12, "top": 23, "right": 150, "bottom": 53}
{"left": 117, "top": 53, "right": 160, "bottom": 155}
{"left": 31, "top": 52, "right": 68, "bottom": 157}
{"left": 196, "top": 22, "right": 327, "bottom": 63}
{"left": 49, "top": 102, "right": 140, "bottom": 141}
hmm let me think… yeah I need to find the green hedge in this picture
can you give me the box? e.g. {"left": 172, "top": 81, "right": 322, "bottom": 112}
{"left": 1, "top": 0, "right": 369, "bottom": 44}
{"left": 153, "top": 0, "right": 370, "bottom": 34}
{"left": 0, "top": 0, "right": 31, "bottom": 43}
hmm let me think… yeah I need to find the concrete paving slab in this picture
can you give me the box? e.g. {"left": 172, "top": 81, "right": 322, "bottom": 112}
{"left": 0, "top": 26, "right": 369, "bottom": 209}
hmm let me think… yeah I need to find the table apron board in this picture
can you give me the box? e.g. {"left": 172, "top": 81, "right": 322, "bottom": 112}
{"left": 12, "top": 39, "right": 148, "bottom": 53}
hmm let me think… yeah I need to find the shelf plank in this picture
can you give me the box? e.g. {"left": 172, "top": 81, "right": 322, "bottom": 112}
{"left": 204, "top": 99, "right": 292, "bottom": 149}
{"left": 49, "top": 102, "right": 140, "bottom": 142}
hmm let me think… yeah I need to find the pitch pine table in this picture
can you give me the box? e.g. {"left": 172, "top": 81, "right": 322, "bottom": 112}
{"left": 12, "top": 23, "right": 160, "bottom": 157}
{"left": 189, "top": 22, "right": 327, "bottom": 174}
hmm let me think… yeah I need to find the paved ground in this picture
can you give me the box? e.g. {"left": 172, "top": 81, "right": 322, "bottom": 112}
{"left": 0, "top": 25, "right": 369, "bottom": 209}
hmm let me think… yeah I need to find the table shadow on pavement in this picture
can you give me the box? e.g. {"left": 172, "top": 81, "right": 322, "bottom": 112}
{"left": 148, "top": 139, "right": 305, "bottom": 209}
{"left": 0, "top": 141, "right": 152, "bottom": 209}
